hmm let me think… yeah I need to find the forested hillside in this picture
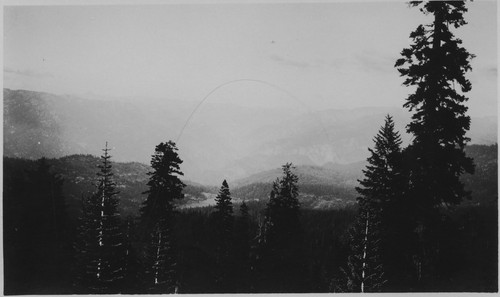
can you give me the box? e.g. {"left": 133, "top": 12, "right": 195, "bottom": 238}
{"left": 4, "top": 143, "right": 495, "bottom": 218}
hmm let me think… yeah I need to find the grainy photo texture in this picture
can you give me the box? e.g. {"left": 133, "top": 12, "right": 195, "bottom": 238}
{"left": 2, "top": 1, "right": 497, "bottom": 294}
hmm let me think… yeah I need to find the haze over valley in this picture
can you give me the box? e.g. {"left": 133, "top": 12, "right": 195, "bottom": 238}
{"left": 4, "top": 88, "right": 497, "bottom": 185}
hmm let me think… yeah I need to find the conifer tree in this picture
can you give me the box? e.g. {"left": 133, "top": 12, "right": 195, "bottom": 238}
{"left": 213, "top": 180, "right": 234, "bottom": 262}
{"left": 237, "top": 200, "right": 252, "bottom": 264}
{"left": 140, "top": 141, "right": 185, "bottom": 293}
{"left": 74, "top": 143, "right": 125, "bottom": 293}
{"left": 356, "top": 115, "right": 411, "bottom": 286}
{"left": 356, "top": 115, "right": 403, "bottom": 211}
{"left": 395, "top": 1, "right": 474, "bottom": 209}
{"left": 257, "top": 163, "right": 303, "bottom": 292}
{"left": 210, "top": 180, "right": 235, "bottom": 291}
{"left": 339, "top": 116, "right": 403, "bottom": 292}
{"left": 341, "top": 201, "right": 385, "bottom": 293}
{"left": 263, "top": 163, "right": 300, "bottom": 250}
{"left": 395, "top": 1, "right": 475, "bottom": 284}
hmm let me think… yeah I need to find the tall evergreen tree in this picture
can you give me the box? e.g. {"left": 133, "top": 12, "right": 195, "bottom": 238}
{"left": 395, "top": 1, "right": 474, "bottom": 209}
{"left": 340, "top": 202, "right": 385, "bottom": 293}
{"left": 74, "top": 143, "right": 125, "bottom": 293}
{"left": 140, "top": 141, "right": 185, "bottom": 293}
{"left": 395, "top": 1, "right": 475, "bottom": 284}
{"left": 256, "top": 163, "right": 303, "bottom": 292}
{"left": 356, "top": 115, "right": 413, "bottom": 288}
{"left": 263, "top": 163, "right": 300, "bottom": 249}
{"left": 339, "top": 115, "right": 404, "bottom": 292}
{"left": 236, "top": 201, "right": 251, "bottom": 267}
{"left": 356, "top": 115, "right": 403, "bottom": 212}
{"left": 213, "top": 180, "right": 234, "bottom": 263}
{"left": 210, "top": 180, "right": 235, "bottom": 292}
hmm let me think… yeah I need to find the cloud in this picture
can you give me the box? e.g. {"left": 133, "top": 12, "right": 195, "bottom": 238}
{"left": 4, "top": 67, "right": 54, "bottom": 79}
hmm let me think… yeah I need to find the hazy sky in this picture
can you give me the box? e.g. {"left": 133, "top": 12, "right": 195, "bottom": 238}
{"left": 3, "top": 1, "right": 498, "bottom": 116}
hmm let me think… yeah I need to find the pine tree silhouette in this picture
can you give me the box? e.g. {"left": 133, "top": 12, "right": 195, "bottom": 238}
{"left": 213, "top": 180, "right": 234, "bottom": 263}
{"left": 211, "top": 180, "right": 235, "bottom": 292}
{"left": 395, "top": 0, "right": 474, "bottom": 208}
{"left": 140, "top": 141, "right": 185, "bottom": 293}
{"left": 341, "top": 204, "right": 385, "bottom": 292}
{"left": 395, "top": 1, "right": 475, "bottom": 285}
{"left": 338, "top": 116, "right": 405, "bottom": 292}
{"left": 74, "top": 142, "right": 125, "bottom": 293}
{"left": 256, "top": 163, "right": 303, "bottom": 292}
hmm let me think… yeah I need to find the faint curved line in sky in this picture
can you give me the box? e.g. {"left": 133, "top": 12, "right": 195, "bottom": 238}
{"left": 176, "top": 78, "right": 330, "bottom": 144}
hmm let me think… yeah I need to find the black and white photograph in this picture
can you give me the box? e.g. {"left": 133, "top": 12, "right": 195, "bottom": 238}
{"left": 2, "top": 0, "right": 498, "bottom": 294}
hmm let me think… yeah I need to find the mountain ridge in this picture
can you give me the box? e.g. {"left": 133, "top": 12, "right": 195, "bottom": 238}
{"left": 4, "top": 88, "right": 497, "bottom": 185}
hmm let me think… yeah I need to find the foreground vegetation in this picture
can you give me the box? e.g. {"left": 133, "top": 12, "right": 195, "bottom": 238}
{"left": 3, "top": 143, "right": 497, "bottom": 293}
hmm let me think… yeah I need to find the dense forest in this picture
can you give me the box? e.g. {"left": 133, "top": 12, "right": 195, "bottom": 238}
{"left": 3, "top": 1, "right": 498, "bottom": 294}
{"left": 3, "top": 143, "right": 497, "bottom": 293}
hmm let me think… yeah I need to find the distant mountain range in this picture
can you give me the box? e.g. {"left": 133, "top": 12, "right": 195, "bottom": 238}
{"left": 4, "top": 88, "right": 497, "bottom": 185}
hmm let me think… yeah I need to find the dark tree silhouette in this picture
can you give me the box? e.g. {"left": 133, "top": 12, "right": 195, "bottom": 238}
{"left": 395, "top": 1, "right": 475, "bottom": 285}
{"left": 263, "top": 163, "right": 300, "bottom": 248}
{"left": 210, "top": 180, "right": 235, "bottom": 291}
{"left": 255, "top": 163, "right": 304, "bottom": 292}
{"left": 340, "top": 202, "right": 385, "bottom": 293}
{"left": 74, "top": 143, "right": 125, "bottom": 293}
{"left": 339, "top": 115, "right": 406, "bottom": 292}
{"left": 4, "top": 157, "right": 72, "bottom": 294}
{"left": 395, "top": 1, "right": 474, "bottom": 208}
{"left": 140, "top": 141, "right": 185, "bottom": 293}
{"left": 355, "top": 115, "right": 413, "bottom": 288}
{"left": 236, "top": 201, "right": 251, "bottom": 263}
{"left": 212, "top": 180, "right": 234, "bottom": 263}
{"left": 356, "top": 115, "right": 403, "bottom": 213}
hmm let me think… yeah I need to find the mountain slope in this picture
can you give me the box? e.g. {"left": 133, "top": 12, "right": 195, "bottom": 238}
{"left": 4, "top": 88, "right": 497, "bottom": 185}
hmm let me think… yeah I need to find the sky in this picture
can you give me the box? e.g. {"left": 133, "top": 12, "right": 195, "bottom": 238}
{"left": 3, "top": 1, "right": 498, "bottom": 116}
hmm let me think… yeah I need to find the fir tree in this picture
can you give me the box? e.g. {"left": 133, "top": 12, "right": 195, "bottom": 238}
{"left": 395, "top": 1, "right": 474, "bottom": 209}
{"left": 395, "top": 1, "right": 475, "bottom": 284}
{"left": 74, "top": 143, "right": 125, "bottom": 293}
{"left": 140, "top": 141, "right": 185, "bottom": 293}
{"left": 256, "top": 163, "right": 303, "bottom": 292}
{"left": 356, "top": 115, "right": 403, "bottom": 210}
{"left": 213, "top": 180, "right": 234, "bottom": 263}
{"left": 341, "top": 202, "right": 385, "bottom": 293}
{"left": 210, "top": 180, "right": 235, "bottom": 292}
{"left": 356, "top": 115, "right": 411, "bottom": 287}
{"left": 263, "top": 163, "right": 300, "bottom": 250}
{"left": 339, "top": 116, "right": 403, "bottom": 292}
